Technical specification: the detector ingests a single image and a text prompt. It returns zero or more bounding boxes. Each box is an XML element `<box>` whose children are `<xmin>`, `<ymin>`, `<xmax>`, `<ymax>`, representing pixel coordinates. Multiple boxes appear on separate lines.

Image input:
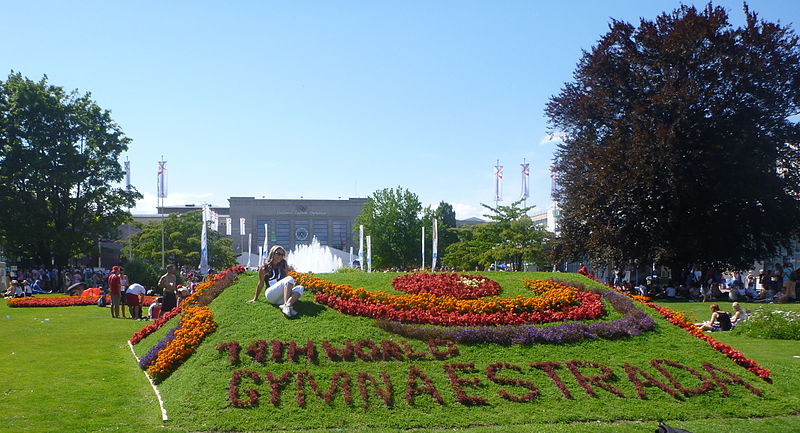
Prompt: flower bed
<box><xmin>296</xmin><ymin>273</ymin><xmax>604</xmax><ymax>326</ymax></box>
<box><xmin>376</xmin><ymin>290</ymin><xmax>655</xmax><ymax>345</ymax></box>
<box><xmin>147</xmin><ymin>306</ymin><xmax>217</xmax><ymax>383</ymax></box>
<box><xmin>593</xmin><ymin>276</ymin><xmax>772</xmax><ymax>382</ymax></box>
<box><xmin>132</xmin><ymin>265</ymin><xmax>246</xmax><ymax>383</ymax></box>
<box><xmin>7</xmin><ymin>295</ymin><xmax>156</xmax><ymax>308</ymax></box>
<box><xmin>392</xmin><ymin>273</ymin><xmax>501</xmax><ymax>299</ymax></box>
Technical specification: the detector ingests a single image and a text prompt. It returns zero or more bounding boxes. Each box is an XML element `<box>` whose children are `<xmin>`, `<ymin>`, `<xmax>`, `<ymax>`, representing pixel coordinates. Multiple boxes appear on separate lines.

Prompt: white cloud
<box><xmin>539</xmin><ymin>131</ymin><xmax>566</xmax><ymax>146</ymax></box>
<box><xmin>451</xmin><ymin>202</ymin><xmax>484</xmax><ymax>220</ymax></box>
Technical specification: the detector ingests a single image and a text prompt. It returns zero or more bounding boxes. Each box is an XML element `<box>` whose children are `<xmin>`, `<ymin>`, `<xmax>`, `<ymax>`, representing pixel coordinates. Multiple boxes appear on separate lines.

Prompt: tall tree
<box><xmin>546</xmin><ymin>4</ymin><xmax>800</xmax><ymax>274</ymax></box>
<box><xmin>0</xmin><ymin>73</ymin><xmax>141</xmax><ymax>266</ymax></box>
<box><xmin>433</xmin><ymin>201</ymin><xmax>459</xmax><ymax>256</ymax></box>
<box><xmin>126</xmin><ymin>210</ymin><xmax>237</xmax><ymax>270</ymax></box>
<box><xmin>356</xmin><ymin>187</ymin><xmax>422</xmax><ymax>269</ymax></box>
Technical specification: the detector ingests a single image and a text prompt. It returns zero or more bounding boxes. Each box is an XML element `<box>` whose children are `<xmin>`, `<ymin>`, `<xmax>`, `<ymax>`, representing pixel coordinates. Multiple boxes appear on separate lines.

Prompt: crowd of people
<box><xmin>612</xmin><ymin>263</ymin><xmax>798</xmax><ymax>304</ymax></box>
<box><xmin>604</xmin><ymin>263</ymin><xmax>798</xmax><ymax>332</ymax></box>
<box><xmin>3</xmin><ymin>263</ymin><xmax>203</xmax><ymax>321</ymax></box>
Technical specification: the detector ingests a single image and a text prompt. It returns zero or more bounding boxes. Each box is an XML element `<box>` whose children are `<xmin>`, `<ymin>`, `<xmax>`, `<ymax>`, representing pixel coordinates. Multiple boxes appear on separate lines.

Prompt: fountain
<box><xmin>287</xmin><ymin>237</ymin><xmax>346</xmax><ymax>273</ymax></box>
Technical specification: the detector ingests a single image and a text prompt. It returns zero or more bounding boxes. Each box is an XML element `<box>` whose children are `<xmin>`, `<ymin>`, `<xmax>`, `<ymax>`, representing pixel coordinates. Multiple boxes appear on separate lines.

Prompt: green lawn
<box><xmin>2</xmin><ymin>273</ymin><xmax>800</xmax><ymax>433</ymax></box>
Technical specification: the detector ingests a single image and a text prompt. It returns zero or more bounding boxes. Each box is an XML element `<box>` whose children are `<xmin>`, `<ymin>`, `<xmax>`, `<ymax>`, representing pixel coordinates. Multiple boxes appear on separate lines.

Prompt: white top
<box><xmin>126</xmin><ymin>283</ymin><xmax>146</xmax><ymax>296</ymax></box>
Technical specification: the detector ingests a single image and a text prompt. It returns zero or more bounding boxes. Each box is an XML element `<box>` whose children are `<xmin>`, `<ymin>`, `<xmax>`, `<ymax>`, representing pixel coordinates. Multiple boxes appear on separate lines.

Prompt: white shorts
<box><xmin>264</xmin><ymin>276</ymin><xmax>304</xmax><ymax>305</ymax></box>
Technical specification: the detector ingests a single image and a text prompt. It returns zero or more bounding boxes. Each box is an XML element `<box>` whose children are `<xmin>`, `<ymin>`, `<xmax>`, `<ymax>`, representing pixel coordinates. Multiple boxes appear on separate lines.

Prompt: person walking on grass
<box><xmin>247</xmin><ymin>245</ymin><xmax>304</xmax><ymax>318</ymax></box>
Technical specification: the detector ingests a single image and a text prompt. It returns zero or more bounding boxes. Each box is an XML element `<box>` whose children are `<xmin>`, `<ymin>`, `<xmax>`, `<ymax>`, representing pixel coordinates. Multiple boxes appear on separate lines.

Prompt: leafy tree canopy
<box><xmin>546</xmin><ymin>4</ymin><xmax>800</xmax><ymax>272</ymax></box>
<box><xmin>443</xmin><ymin>200</ymin><xmax>552</xmax><ymax>271</ymax></box>
<box><xmin>0</xmin><ymin>72</ymin><xmax>141</xmax><ymax>266</ymax></box>
<box><xmin>356</xmin><ymin>187</ymin><xmax>422</xmax><ymax>269</ymax></box>
<box><xmin>126</xmin><ymin>210</ymin><xmax>236</xmax><ymax>271</ymax></box>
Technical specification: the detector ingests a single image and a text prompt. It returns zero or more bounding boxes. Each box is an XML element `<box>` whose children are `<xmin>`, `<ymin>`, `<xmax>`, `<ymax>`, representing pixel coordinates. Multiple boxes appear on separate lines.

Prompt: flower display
<box><xmin>376</xmin><ymin>290</ymin><xmax>655</xmax><ymax>345</ymax></box>
<box><xmin>7</xmin><ymin>295</ymin><xmax>156</xmax><ymax>308</ymax></box>
<box><xmin>148</xmin><ymin>305</ymin><xmax>217</xmax><ymax>382</ymax></box>
<box><xmin>392</xmin><ymin>273</ymin><xmax>501</xmax><ymax>299</ymax></box>
<box><xmin>129</xmin><ymin>307</ymin><xmax>182</xmax><ymax>345</ymax></box>
<box><xmin>295</xmin><ymin>272</ymin><xmax>604</xmax><ymax>327</ymax></box>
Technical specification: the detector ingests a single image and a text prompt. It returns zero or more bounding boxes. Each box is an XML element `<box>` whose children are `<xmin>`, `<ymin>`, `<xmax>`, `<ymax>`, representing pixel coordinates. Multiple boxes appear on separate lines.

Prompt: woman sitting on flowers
<box><xmin>697</xmin><ymin>303</ymin><xmax>732</xmax><ymax>332</ymax></box>
<box><xmin>247</xmin><ymin>245</ymin><xmax>304</xmax><ymax>318</ymax></box>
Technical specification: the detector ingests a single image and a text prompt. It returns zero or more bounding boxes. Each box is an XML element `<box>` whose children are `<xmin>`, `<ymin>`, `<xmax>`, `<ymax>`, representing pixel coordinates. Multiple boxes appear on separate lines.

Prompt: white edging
<box><xmin>128</xmin><ymin>340</ymin><xmax>169</xmax><ymax>422</ymax></box>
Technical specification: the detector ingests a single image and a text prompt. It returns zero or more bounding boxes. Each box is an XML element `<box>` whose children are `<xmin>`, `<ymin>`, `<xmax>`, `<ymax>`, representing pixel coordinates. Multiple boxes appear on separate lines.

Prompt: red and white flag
<box><xmin>157</xmin><ymin>160</ymin><xmax>167</xmax><ymax>198</ymax></box>
<box><xmin>520</xmin><ymin>163</ymin><xmax>530</xmax><ymax>199</ymax></box>
<box><xmin>494</xmin><ymin>164</ymin><xmax>504</xmax><ymax>202</ymax></box>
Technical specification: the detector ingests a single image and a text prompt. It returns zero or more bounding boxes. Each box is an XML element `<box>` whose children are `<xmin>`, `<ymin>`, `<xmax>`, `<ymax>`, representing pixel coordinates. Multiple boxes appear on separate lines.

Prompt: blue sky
<box><xmin>3</xmin><ymin>0</ymin><xmax>798</xmax><ymax>219</ymax></box>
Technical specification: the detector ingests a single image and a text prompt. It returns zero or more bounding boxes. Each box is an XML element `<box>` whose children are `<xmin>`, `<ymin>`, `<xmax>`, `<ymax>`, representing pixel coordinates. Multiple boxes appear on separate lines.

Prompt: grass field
<box><xmin>2</xmin><ymin>271</ymin><xmax>800</xmax><ymax>433</ymax></box>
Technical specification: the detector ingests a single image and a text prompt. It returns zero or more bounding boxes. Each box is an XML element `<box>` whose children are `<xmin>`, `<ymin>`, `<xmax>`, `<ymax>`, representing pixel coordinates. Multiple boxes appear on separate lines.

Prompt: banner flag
<box><xmin>521</xmin><ymin>163</ymin><xmax>530</xmax><ymax>199</ymax></box>
<box><xmin>494</xmin><ymin>163</ymin><xmax>504</xmax><ymax>202</ymax></box>
<box><xmin>358</xmin><ymin>225</ymin><xmax>364</xmax><ymax>271</ymax></box>
<box><xmin>199</xmin><ymin>210</ymin><xmax>209</xmax><ymax>274</ymax></box>
<box><xmin>366</xmin><ymin>235</ymin><xmax>372</xmax><ymax>273</ymax></box>
<box><xmin>157</xmin><ymin>160</ymin><xmax>167</xmax><ymax>198</ymax></box>
<box><xmin>226</xmin><ymin>217</ymin><xmax>232</xmax><ymax>235</ymax></box>
<box><xmin>432</xmin><ymin>219</ymin><xmax>438</xmax><ymax>271</ymax></box>
<box><xmin>550</xmin><ymin>165</ymin><xmax>558</xmax><ymax>199</ymax></box>
<box><xmin>124</xmin><ymin>160</ymin><xmax>131</xmax><ymax>190</ymax></box>
<box><xmin>262</xmin><ymin>224</ymin><xmax>269</xmax><ymax>264</ymax></box>
<box><xmin>349</xmin><ymin>246</ymin><xmax>353</xmax><ymax>267</ymax></box>
<box><xmin>247</xmin><ymin>233</ymin><xmax>252</xmax><ymax>268</ymax></box>
<box><xmin>239</xmin><ymin>218</ymin><xmax>246</xmax><ymax>235</ymax></box>
<box><xmin>258</xmin><ymin>246</ymin><xmax>262</xmax><ymax>267</ymax></box>
<box><xmin>211</xmin><ymin>211</ymin><xmax>219</xmax><ymax>231</ymax></box>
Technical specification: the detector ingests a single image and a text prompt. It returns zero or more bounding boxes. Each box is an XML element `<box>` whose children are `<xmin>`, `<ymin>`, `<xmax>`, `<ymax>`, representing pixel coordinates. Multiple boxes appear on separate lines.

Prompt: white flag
<box><xmin>349</xmin><ymin>246</ymin><xmax>353</xmax><ymax>267</ymax></box>
<box><xmin>432</xmin><ymin>219</ymin><xmax>438</xmax><ymax>271</ymax></box>
<box><xmin>247</xmin><ymin>233</ymin><xmax>252</xmax><ymax>268</ymax></box>
<box><xmin>258</xmin><ymin>246</ymin><xmax>262</xmax><ymax>267</ymax></box>
<box><xmin>494</xmin><ymin>163</ymin><xmax>504</xmax><ymax>202</ymax></box>
<box><xmin>358</xmin><ymin>225</ymin><xmax>364</xmax><ymax>271</ymax></box>
<box><xmin>226</xmin><ymin>217</ymin><xmax>232</xmax><ymax>236</ymax></box>
<box><xmin>366</xmin><ymin>235</ymin><xmax>372</xmax><ymax>273</ymax></box>
<box><xmin>521</xmin><ymin>163</ymin><xmax>530</xmax><ymax>199</ymax></box>
<box><xmin>124</xmin><ymin>160</ymin><xmax>131</xmax><ymax>190</ymax></box>
<box><xmin>239</xmin><ymin>218</ymin><xmax>246</xmax><ymax>235</ymax></box>
<box><xmin>202</xmin><ymin>205</ymin><xmax>212</xmax><ymax>222</ymax></box>
<box><xmin>262</xmin><ymin>224</ymin><xmax>269</xmax><ymax>264</ymax></box>
<box><xmin>211</xmin><ymin>211</ymin><xmax>219</xmax><ymax>231</ymax></box>
<box><xmin>157</xmin><ymin>160</ymin><xmax>167</xmax><ymax>198</ymax></box>
<box><xmin>199</xmin><ymin>214</ymin><xmax>209</xmax><ymax>274</ymax></box>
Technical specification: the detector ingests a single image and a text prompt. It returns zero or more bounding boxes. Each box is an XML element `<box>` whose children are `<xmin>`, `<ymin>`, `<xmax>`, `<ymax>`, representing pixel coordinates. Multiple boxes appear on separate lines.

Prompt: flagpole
<box><xmin>125</xmin><ymin>157</ymin><xmax>133</xmax><ymax>262</ymax></box>
<box><xmin>159</xmin><ymin>156</ymin><xmax>166</xmax><ymax>269</ymax></box>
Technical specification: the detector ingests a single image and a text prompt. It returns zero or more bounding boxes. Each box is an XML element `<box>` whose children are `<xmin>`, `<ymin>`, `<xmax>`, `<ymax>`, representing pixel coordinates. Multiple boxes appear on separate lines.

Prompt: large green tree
<box><xmin>0</xmin><ymin>73</ymin><xmax>141</xmax><ymax>266</ymax></box>
<box><xmin>126</xmin><ymin>210</ymin><xmax>237</xmax><ymax>270</ymax></box>
<box><xmin>546</xmin><ymin>4</ymin><xmax>800</xmax><ymax>274</ymax></box>
<box><xmin>356</xmin><ymin>187</ymin><xmax>422</xmax><ymax>269</ymax></box>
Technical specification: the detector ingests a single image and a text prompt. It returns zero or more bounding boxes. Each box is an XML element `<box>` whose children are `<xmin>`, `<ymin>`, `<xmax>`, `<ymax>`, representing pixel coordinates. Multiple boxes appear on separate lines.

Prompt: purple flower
<box><xmin>139</xmin><ymin>325</ymin><xmax>180</xmax><ymax>370</ymax></box>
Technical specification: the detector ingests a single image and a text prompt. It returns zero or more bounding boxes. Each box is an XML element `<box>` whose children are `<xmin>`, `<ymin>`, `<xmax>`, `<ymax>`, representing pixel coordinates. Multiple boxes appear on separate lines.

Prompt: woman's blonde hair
<box><xmin>266</xmin><ymin>245</ymin><xmax>289</xmax><ymax>275</ymax></box>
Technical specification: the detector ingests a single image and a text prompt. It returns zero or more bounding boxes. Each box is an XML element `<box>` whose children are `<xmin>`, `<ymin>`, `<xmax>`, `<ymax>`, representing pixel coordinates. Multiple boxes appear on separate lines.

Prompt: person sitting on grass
<box><xmin>730</xmin><ymin>302</ymin><xmax>749</xmax><ymax>327</ymax></box>
<box><xmin>148</xmin><ymin>297</ymin><xmax>163</xmax><ymax>320</ymax></box>
<box><xmin>697</xmin><ymin>303</ymin><xmax>732</xmax><ymax>332</ymax></box>
<box><xmin>247</xmin><ymin>245</ymin><xmax>304</xmax><ymax>318</ymax></box>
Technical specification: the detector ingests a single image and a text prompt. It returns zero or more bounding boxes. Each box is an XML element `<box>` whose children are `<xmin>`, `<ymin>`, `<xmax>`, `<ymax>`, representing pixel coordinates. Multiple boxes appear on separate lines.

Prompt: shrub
<box><xmin>124</xmin><ymin>259</ymin><xmax>160</xmax><ymax>290</ymax></box>
<box><xmin>732</xmin><ymin>308</ymin><xmax>800</xmax><ymax>340</ymax></box>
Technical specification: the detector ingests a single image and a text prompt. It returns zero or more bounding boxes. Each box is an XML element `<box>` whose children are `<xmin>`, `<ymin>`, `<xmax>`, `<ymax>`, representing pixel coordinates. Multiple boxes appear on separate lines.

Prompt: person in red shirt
<box><xmin>107</xmin><ymin>266</ymin><xmax>122</xmax><ymax>318</ymax></box>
